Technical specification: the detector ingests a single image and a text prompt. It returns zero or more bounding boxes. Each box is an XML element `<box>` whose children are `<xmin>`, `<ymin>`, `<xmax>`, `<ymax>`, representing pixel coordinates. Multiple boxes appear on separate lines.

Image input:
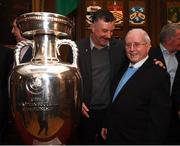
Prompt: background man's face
<box><xmin>11</xmin><ymin>20</ymin><xmax>24</xmax><ymax>42</ymax></box>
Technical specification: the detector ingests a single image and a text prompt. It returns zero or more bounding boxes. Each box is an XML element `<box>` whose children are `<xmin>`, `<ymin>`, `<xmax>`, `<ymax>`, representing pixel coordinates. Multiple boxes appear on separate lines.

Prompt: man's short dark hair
<box><xmin>91</xmin><ymin>9</ymin><xmax>116</xmax><ymax>23</ymax></box>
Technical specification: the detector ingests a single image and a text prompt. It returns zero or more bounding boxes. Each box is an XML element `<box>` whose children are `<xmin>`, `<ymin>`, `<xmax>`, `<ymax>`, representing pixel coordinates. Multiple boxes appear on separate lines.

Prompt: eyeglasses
<box><xmin>125</xmin><ymin>42</ymin><xmax>147</xmax><ymax>49</ymax></box>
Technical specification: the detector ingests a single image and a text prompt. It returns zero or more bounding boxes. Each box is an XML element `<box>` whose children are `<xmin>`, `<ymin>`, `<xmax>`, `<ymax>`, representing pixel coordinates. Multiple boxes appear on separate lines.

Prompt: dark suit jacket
<box><xmin>69</xmin><ymin>37</ymin><xmax>126</xmax><ymax>106</ymax></box>
<box><xmin>106</xmin><ymin>57</ymin><xmax>171</xmax><ymax>144</ymax></box>
<box><xmin>0</xmin><ymin>45</ymin><xmax>14</xmax><ymax>142</ymax></box>
<box><xmin>149</xmin><ymin>46</ymin><xmax>180</xmax><ymax>110</ymax></box>
<box><xmin>149</xmin><ymin>46</ymin><xmax>180</xmax><ymax>144</ymax></box>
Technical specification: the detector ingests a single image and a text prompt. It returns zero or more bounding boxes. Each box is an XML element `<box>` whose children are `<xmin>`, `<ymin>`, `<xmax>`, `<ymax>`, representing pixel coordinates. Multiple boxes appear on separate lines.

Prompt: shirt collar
<box><xmin>160</xmin><ymin>43</ymin><xmax>177</xmax><ymax>55</ymax></box>
<box><xmin>129</xmin><ymin>56</ymin><xmax>149</xmax><ymax>68</ymax></box>
<box><xmin>90</xmin><ymin>36</ymin><xmax>109</xmax><ymax>50</ymax></box>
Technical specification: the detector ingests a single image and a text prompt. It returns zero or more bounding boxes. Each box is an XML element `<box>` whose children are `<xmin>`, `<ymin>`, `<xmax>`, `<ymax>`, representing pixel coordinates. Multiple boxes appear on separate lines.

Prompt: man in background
<box><xmin>149</xmin><ymin>23</ymin><xmax>180</xmax><ymax>144</ymax></box>
<box><xmin>2</xmin><ymin>15</ymin><xmax>33</xmax><ymax>144</ymax></box>
<box><xmin>11</xmin><ymin>17</ymin><xmax>32</xmax><ymax>63</ymax></box>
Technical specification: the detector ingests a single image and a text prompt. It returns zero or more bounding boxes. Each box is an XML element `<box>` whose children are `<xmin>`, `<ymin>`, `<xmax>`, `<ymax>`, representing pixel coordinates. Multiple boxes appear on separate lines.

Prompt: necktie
<box><xmin>112</xmin><ymin>66</ymin><xmax>138</xmax><ymax>102</ymax></box>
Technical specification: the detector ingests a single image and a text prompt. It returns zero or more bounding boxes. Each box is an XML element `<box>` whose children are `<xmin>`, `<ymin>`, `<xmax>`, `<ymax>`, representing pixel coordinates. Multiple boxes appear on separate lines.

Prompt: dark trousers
<box><xmin>165</xmin><ymin>111</ymin><xmax>180</xmax><ymax>144</ymax></box>
<box><xmin>77</xmin><ymin>109</ymin><xmax>107</xmax><ymax>144</ymax></box>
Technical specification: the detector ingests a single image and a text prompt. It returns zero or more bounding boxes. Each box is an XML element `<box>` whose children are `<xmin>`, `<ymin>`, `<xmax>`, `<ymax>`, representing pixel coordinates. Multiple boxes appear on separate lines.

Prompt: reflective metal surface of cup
<box><xmin>9</xmin><ymin>12</ymin><xmax>82</xmax><ymax>145</ymax></box>
<box><xmin>17</xmin><ymin>12</ymin><xmax>72</xmax><ymax>38</ymax></box>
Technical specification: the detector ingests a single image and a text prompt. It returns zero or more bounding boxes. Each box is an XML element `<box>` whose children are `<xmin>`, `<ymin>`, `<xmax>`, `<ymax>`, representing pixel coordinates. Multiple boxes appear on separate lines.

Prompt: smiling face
<box><xmin>125</xmin><ymin>29</ymin><xmax>151</xmax><ymax>64</ymax></box>
<box><xmin>91</xmin><ymin>19</ymin><xmax>115</xmax><ymax>48</ymax></box>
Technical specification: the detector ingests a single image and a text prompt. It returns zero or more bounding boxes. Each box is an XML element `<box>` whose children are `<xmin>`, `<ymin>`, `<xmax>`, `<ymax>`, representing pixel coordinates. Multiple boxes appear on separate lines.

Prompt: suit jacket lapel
<box><xmin>149</xmin><ymin>46</ymin><xmax>167</xmax><ymax>69</ymax></box>
<box><xmin>113</xmin><ymin>58</ymin><xmax>152</xmax><ymax>103</ymax></box>
<box><xmin>173</xmin><ymin>51</ymin><xmax>180</xmax><ymax>88</ymax></box>
<box><xmin>175</xmin><ymin>51</ymin><xmax>180</xmax><ymax>62</ymax></box>
<box><xmin>109</xmin><ymin>40</ymin><xmax>118</xmax><ymax>80</ymax></box>
<box><xmin>82</xmin><ymin>38</ymin><xmax>92</xmax><ymax>76</ymax></box>
<box><xmin>111</xmin><ymin>63</ymin><xmax>129</xmax><ymax>97</ymax></box>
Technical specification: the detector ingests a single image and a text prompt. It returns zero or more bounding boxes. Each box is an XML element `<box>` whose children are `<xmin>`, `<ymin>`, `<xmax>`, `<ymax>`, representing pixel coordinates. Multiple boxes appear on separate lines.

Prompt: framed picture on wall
<box><xmin>85</xmin><ymin>0</ymin><xmax>103</xmax><ymax>28</ymax></box>
<box><xmin>128</xmin><ymin>0</ymin><xmax>146</xmax><ymax>26</ymax></box>
<box><xmin>107</xmin><ymin>0</ymin><xmax>124</xmax><ymax>28</ymax></box>
<box><xmin>167</xmin><ymin>1</ymin><xmax>180</xmax><ymax>24</ymax></box>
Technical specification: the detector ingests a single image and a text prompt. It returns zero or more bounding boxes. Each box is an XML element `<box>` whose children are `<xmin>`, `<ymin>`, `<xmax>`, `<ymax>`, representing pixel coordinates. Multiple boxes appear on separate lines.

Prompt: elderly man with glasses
<box><xmin>101</xmin><ymin>28</ymin><xmax>171</xmax><ymax>144</ymax></box>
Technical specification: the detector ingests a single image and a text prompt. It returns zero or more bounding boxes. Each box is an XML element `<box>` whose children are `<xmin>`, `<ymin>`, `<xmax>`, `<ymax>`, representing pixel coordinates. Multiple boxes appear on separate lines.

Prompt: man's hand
<box><xmin>101</xmin><ymin>128</ymin><xmax>107</xmax><ymax>140</ymax></box>
<box><xmin>82</xmin><ymin>102</ymin><xmax>90</xmax><ymax>118</ymax></box>
<box><xmin>154</xmin><ymin>58</ymin><xmax>166</xmax><ymax>69</ymax></box>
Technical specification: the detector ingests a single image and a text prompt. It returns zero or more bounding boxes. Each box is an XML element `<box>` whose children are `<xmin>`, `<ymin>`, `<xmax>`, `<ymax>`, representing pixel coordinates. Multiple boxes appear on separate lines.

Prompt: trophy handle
<box><xmin>14</xmin><ymin>40</ymin><xmax>33</xmax><ymax>66</ymax></box>
<box><xmin>56</xmin><ymin>39</ymin><xmax>78</xmax><ymax>67</ymax></box>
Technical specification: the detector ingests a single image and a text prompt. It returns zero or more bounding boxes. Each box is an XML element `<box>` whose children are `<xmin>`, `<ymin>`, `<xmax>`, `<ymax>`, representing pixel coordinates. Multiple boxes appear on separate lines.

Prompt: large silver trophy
<box><xmin>9</xmin><ymin>12</ymin><xmax>82</xmax><ymax>144</ymax></box>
